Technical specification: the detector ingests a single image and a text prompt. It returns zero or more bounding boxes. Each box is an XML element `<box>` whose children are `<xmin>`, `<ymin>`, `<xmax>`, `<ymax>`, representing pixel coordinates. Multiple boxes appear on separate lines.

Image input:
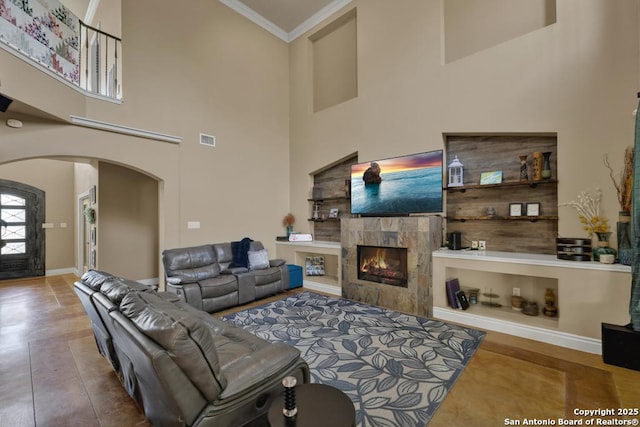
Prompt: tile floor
<box><xmin>1</xmin><ymin>274</ymin><xmax>638</xmax><ymax>427</ymax></box>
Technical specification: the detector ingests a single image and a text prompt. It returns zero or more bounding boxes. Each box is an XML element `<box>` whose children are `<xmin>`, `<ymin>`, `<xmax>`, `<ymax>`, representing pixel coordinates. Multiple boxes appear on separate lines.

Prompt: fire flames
<box><xmin>358</xmin><ymin>246</ymin><xmax>407</xmax><ymax>287</ymax></box>
<box><xmin>360</xmin><ymin>248</ymin><xmax>390</xmax><ymax>273</ymax></box>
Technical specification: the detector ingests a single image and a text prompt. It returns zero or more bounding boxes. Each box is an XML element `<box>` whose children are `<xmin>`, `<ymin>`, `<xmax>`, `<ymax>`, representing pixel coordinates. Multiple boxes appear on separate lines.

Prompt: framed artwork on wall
<box><xmin>509</xmin><ymin>203</ymin><xmax>523</xmax><ymax>217</ymax></box>
<box><xmin>526</xmin><ymin>203</ymin><xmax>540</xmax><ymax>216</ymax></box>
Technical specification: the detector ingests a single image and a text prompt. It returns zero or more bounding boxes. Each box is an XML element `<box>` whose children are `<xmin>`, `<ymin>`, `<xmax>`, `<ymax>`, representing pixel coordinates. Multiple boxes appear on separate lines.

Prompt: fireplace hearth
<box><xmin>357</xmin><ymin>245</ymin><xmax>408</xmax><ymax>287</ymax></box>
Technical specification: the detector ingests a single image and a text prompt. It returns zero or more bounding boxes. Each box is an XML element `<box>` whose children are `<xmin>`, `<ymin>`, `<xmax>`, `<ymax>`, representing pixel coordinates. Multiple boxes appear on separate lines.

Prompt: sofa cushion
<box><xmin>100</xmin><ymin>277</ymin><xmax>153</xmax><ymax>305</ymax></box>
<box><xmin>199</xmin><ymin>275</ymin><xmax>238</xmax><ymax>299</ymax></box>
<box><xmin>248</xmin><ymin>249</ymin><xmax>270</xmax><ymax>271</ymax></box>
<box><xmin>163</xmin><ymin>245</ymin><xmax>221</xmax><ymax>281</ymax></box>
<box><xmin>81</xmin><ymin>270</ymin><xmax>114</xmax><ymax>291</ymax></box>
<box><xmin>119</xmin><ymin>291</ymin><xmax>225</xmax><ymax>400</ymax></box>
<box><xmin>213</xmin><ymin>243</ymin><xmax>233</xmax><ymax>270</ymax></box>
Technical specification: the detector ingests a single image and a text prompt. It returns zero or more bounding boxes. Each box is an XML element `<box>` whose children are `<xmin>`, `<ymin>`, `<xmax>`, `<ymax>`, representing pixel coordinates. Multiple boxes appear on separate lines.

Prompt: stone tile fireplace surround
<box><xmin>341</xmin><ymin>216</ymin><xmax>443</xmax><ymax>317</ymax></box>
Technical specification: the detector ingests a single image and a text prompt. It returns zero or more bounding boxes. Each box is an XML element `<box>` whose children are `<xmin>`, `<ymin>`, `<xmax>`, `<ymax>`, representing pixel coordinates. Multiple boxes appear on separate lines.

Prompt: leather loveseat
<box><xmin>74</xmin><ymin>270</ymin><xmax>310</xmax><ymax>427</ymax></box>
<box><xmin>162</xmin><ymin>240</ymin><xmax>289</xmax><ymax>313</ymax></box>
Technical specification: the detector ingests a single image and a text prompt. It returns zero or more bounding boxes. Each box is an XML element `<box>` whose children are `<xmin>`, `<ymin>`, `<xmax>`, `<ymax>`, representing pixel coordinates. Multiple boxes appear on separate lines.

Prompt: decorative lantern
<box><xmin>448</xmin><ymin>155</ymin><xmax>464</xmax><ymax>187</ymax></box>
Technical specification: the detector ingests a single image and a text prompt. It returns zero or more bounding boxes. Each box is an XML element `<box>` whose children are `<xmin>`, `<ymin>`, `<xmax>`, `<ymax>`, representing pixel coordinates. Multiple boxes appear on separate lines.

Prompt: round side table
<box><xmin>268</xmin><ymin>383</ymin><xmax>355</xmax><ymax>427</ymax></box>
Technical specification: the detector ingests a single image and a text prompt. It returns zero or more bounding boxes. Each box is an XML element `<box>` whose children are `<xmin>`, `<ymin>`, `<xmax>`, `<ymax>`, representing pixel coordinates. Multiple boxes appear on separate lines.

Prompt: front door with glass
<box><xmin>0</xmin><ymin>180</ymin><xmax>45</xmax><ymax>279</ymax></box>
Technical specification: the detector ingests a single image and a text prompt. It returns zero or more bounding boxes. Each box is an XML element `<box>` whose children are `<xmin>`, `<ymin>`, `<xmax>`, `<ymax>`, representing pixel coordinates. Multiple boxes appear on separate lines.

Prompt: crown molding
<box><xmin>288</xmin><ymin>0</ymin><xmax>352</xmax><ymax>42</ymax></box>
<box><xmin>219</xmin><ymin>0</ymin><xmax>353</xmax><ymax>43</ymax></box>
<box><xmin>219</xmin><ymin>0</ymin><xmax>289</xmax><ymax>42</ymax></box>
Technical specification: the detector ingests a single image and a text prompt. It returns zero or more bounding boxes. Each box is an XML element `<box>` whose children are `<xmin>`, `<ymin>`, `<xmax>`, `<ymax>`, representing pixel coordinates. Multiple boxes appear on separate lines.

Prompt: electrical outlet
<box><xmin>513</xmin><ymin>288</ymin><xmax>521</xmax><ymax>296</ymax></box>
<box><xmin>478</xmin><ymin>240</ymin><xmax>486</xmax><ymax>250</ymax></box>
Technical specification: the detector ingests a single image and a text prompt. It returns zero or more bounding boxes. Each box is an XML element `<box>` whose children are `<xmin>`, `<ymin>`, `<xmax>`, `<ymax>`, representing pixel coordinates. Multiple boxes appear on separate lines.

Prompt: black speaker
<box><xmin>601</xmin><ymin>323</ymin><xmax>640</xmax><ymax>371</ymax></box>
<box><xmin>0</xmin><ymin>94</ymin><xmax>13</xmax><ymax>112</ymax></box>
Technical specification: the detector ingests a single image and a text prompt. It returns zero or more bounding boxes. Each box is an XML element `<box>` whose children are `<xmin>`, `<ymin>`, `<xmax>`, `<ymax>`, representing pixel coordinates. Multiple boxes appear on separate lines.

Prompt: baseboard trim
<box><xmin>302</xmin><ymin>280</ymin><xmax>342</xmax><ymax>296</ymax></box>
<box><xmin>46</xmin><ymin>267</ymin><xmax>77</xmax><ymax>276</ymax></box>
<box><xmin>433</xmin><ymin>307</ymin><xmax>602</xmax><ymax>355</ymax></box>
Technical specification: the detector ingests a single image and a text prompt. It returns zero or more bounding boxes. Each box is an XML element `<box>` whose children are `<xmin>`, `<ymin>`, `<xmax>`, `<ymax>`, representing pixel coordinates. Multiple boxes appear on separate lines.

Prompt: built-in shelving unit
<box><xmin>432</xmin><ymin>249</ymin><xmax>631</xmax><ymax>354</ymax></box>
<box><xmin>275</xmin><ymin>240</ymin><xmax>341</xmax><ymax>296</ymax></box>
<box><xmin>308</xmin><ymin>154</ymin><xmax>357</xmax><ymax>242</ymax></box>
<box><xmin>445</xmin><ymin>134</ymin><xmax>558</xmax><ymax>254</ymax></box>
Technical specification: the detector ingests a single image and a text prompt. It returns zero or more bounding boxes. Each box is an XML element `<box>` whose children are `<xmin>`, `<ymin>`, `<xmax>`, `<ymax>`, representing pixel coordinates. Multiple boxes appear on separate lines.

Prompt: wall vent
<box><xmin>200</xmin><ymin>133</ymin><xmax>216</xmax><ymax>147</ymax></box>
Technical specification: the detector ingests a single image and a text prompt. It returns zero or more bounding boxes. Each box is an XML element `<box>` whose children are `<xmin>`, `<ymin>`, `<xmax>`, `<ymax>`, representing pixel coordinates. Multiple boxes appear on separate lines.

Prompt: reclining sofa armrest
<box><xmin>269</xmin><ymin>258</ymin><xmax>286</xmax><ymax>268</ymax></box>
<box><xmin>275</xmin><ymin>263</ymin><xmax>290</xmax><ymax>291</ymax></box>
<box><xmin>166</xmin><ymin>281</ymin><xmax>203</xmax><ymax>311</ymax></box>
<box><xmin>235</xmin><ymin>271</ymin><xmax>256</xmax><ymax>305</ymax></box>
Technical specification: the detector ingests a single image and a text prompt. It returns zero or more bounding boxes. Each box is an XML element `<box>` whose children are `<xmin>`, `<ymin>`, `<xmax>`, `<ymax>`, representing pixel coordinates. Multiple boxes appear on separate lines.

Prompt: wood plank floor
<box><xmin>1</xmin><ymin>274</ymin><xmax>638</xmax><ymax>427</ymax></box>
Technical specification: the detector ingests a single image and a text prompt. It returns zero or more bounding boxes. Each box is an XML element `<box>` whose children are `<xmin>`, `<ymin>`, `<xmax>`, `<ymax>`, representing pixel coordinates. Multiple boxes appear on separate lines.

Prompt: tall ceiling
<box><xmin>61</xmin><ymin>0</ymin><xmax>351</xmax><ymax>42</ymax></box>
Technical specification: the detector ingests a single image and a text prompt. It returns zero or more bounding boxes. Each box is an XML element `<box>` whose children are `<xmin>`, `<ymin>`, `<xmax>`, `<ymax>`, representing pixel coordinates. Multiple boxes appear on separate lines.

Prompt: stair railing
<box><xmin>78</xmin><ymin>20</ymin><xmax>122</xmax><ymax>100</ymax></box>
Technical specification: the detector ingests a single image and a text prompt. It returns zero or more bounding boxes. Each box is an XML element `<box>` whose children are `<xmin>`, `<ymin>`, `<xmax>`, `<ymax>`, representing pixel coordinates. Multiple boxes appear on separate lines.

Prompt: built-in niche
<box><xmin>309</xmin><ymin>153</ymin><xmax>358</xmax><ymax>242</ymax></box>
<box><xmin>443</xmin><ymin>0</ymin><xmax>556</xmax><ymax>63</ymax></box>
<box><xmin>310</xmin><ymin>8</ymin><xmax>357</xmax><ymax>112</ymax></box>
<box><xmin>445</xmin><ymin>134</ymin><xmax>558</xmax><ymax>254</ymax></box>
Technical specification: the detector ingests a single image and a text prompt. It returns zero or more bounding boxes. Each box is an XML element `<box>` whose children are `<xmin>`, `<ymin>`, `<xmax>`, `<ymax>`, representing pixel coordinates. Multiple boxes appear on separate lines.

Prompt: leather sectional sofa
<box><xmin>162</xmin><ymin>240</ymin><xmax>289</xmax><ymax>313</ymax></box>
<box><xmin>74</xmin><ymin>270</ymin><xmax>310</xmax><ymax>427</ymax></box>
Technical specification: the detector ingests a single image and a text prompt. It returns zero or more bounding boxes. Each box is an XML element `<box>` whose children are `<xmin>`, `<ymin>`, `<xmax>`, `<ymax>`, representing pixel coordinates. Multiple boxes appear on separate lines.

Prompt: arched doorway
<box><xmin>0</xmin><ymin>179</ymin><xmax>45</xmax><ymax>279</ymax></box>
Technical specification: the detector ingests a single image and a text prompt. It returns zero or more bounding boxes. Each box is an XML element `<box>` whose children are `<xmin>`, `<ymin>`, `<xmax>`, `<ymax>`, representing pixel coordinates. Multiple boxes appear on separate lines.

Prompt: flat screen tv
<box><xmin>350</xmin><ymin>150</ymin><xmax>443</xmax><ymax>216</ymax></box>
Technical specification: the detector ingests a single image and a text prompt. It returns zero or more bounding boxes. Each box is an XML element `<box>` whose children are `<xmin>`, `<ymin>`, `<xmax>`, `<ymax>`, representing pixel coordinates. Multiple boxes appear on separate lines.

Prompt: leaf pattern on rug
<box><xmin>222</xmin><ymin>292</ymin><xmax>485</xmax><ymax>427</ymax></box>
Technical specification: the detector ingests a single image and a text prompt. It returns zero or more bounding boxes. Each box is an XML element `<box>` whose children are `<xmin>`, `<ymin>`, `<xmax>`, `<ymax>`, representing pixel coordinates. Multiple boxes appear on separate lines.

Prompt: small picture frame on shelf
<box><xmin>526</xmin><ymin>202</ymin><xmax>541</xmax><ymax>216</ymax></box>
<box><xmin>328</xmin><ymin>208</ymin><xmax>339</xmax><ymax>219</ymax></box>
<box><xmin>509</xmin><ymin>203</ymin><xmax>523</xmax><ymax>217</ymax></box>
<box><xmin>480</xmin><ymin>171</ymin><xmax>503</xmax><ymax>185</ymax></box>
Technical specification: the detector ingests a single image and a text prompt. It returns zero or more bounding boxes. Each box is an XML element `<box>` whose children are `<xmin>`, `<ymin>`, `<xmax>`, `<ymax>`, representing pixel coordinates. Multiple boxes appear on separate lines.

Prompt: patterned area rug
<box><xmin>222</xmin><ymin>292</ymin><xmax>485</xmax><ymax>427</ymax></box>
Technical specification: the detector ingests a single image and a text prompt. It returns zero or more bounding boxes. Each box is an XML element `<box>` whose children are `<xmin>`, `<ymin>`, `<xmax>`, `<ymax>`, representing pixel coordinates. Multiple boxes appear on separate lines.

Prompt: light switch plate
<box><xmin>187</xmin><ymin>221</ymin><xmax>200</xmax><ymax>229</ymax></box>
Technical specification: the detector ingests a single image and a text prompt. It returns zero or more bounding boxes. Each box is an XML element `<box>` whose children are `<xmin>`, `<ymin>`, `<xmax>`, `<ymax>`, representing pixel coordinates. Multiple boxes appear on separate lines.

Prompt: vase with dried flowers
<box><xmin>282</xmin><ymin>213</ymin><xmax>295</xmax><ymax>237</ymax></box>
<box><xmin>559</xmin><ymin>188</ymin><xmax>615</xmax><ymax>262</ymax></box>
<box><xmin>604</xmin><ymin>147</ymin><xmax>634</xmax><ymax>265</ymax></box>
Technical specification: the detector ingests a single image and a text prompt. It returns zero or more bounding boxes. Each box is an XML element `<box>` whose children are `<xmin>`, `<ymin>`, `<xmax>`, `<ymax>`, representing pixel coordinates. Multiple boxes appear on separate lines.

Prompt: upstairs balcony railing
<box><xmin>0</xmin><ymin>0</ymin><xmax>122</xmax><ymax>101</ymax></box>
<box><xmin>79</xmin><ymin>21</ymin><xmax>121</xmax><ymax>99</ymax></box>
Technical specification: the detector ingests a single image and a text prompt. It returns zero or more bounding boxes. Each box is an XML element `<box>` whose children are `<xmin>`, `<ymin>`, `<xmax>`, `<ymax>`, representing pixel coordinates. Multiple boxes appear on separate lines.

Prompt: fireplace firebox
<box><xmin>357</xmin><ymin>245</ymin><xmax>408</xmax><ymax>287</ymax></box>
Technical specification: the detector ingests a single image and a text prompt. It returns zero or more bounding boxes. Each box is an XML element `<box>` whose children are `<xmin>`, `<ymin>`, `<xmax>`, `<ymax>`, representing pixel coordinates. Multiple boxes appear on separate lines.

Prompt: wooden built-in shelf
<box><xmin>308</xmin><ymin>196</ymin><xmax>349</xmax><ymax>202</ymax></box>
<box><xmin>448</xmin><ymin>215</ymin><xmax>558</xmax><ymax>222</ymax></box>
<box><xmin>445</xmin><ymin>179</ymin><xmax>558</xmax><ymax>193</ymax></box>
